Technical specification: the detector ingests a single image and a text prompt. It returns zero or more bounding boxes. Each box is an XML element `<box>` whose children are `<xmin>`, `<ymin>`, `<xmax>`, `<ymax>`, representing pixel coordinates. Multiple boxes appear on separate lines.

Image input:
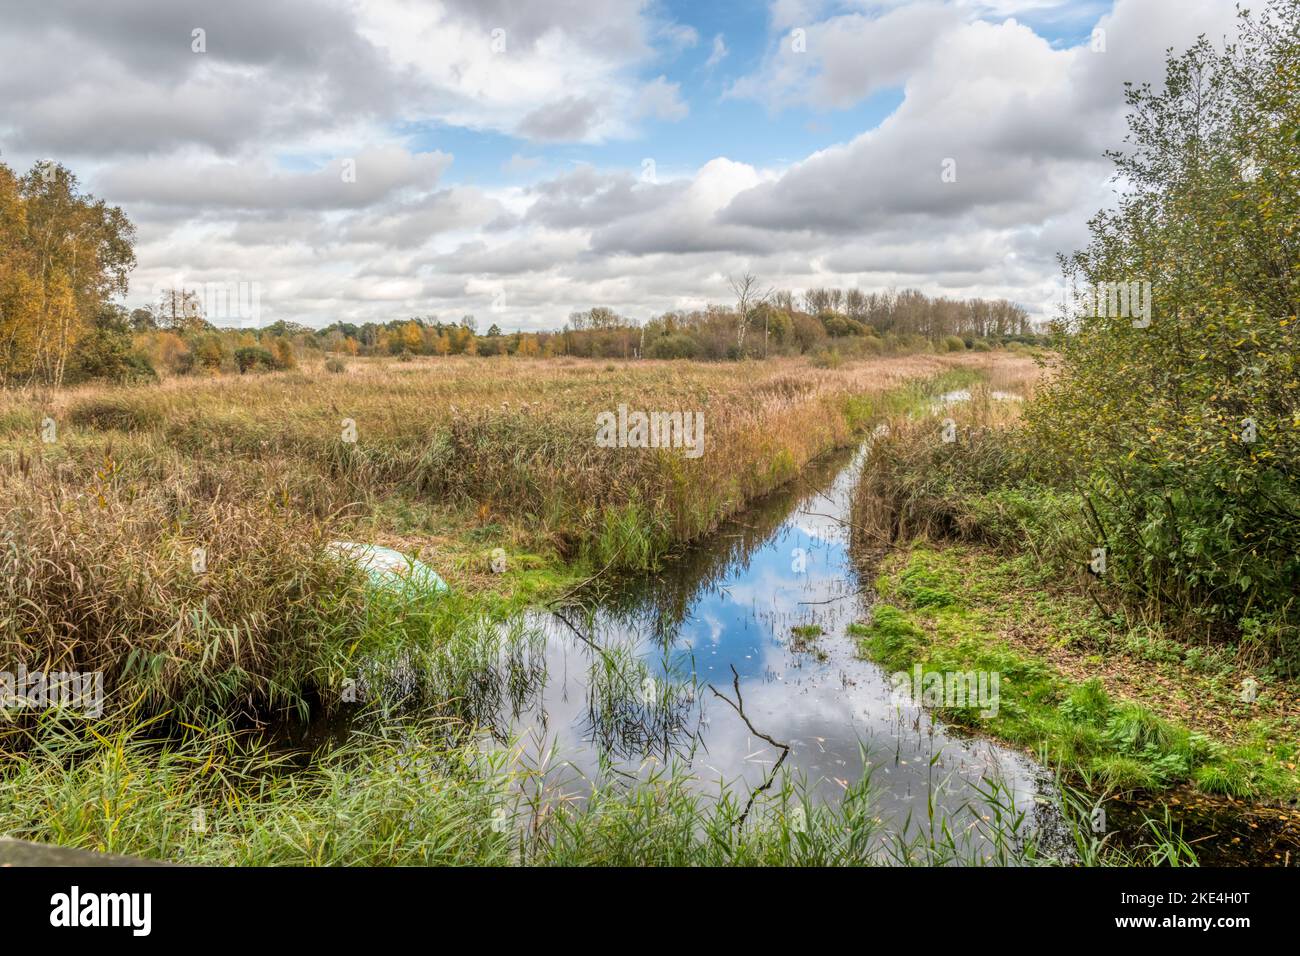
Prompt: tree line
<box><xmin>0</xmin><ymin>158</ymin><xmax>1040</xmax><ymax>386</ymax></box>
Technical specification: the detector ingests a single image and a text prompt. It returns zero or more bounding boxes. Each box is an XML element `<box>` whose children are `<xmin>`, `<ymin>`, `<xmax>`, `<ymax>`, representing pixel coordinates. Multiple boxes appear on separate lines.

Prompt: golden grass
<box><xmin>1</xmin><ymin>353</ymin><xmax>1023</xmax><ymax>577</ymax></box>
<box><xmin>0</xmin><ymin>351</ymin><xmax>1033</xmax><ymax>718</ymax></box>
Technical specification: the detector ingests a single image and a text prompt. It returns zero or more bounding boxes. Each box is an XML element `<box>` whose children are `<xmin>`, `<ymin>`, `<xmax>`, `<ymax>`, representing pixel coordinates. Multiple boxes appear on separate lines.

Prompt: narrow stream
<box><xmin>305</xmin><ymin>435</ymin><xmax>1298</xmax><ymax>864</ymax></box>
<box><xmin>488</xmin><ymin>443</ymin><xmax>1072</xmax><ymax>859</ymax></box>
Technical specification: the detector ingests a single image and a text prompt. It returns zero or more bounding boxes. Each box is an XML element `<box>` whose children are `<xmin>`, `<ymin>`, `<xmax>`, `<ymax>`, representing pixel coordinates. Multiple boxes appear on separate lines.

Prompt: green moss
<box><xmin>857</xmin><ymin>604</ymin><xmax>927</xmax><ymax>660</ymax></box>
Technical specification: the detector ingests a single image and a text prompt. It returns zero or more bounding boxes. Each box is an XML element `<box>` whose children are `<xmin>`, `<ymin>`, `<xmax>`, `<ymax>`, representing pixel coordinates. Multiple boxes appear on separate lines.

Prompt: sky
<box><xmin>0</xmin><ymin>0</ymin><xmax>1244</xmax><ymax>331</ymax></box>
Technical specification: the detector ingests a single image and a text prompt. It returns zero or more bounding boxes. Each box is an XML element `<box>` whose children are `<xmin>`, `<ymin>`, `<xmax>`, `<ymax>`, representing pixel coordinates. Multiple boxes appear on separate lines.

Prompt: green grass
<box><xmin>789</xmin><ymin>624</ymin><xmax>828</xmax><ymax>660</ymax></box>
<box><xmin>0</xmin><ymin>712</ymin><xmax>1197</xmax><ymax>867</ymax></box>
<box><xmin>854</xmin><ymin>544</ymin><xmax>1300</xmax><ymax>802</ymax></box>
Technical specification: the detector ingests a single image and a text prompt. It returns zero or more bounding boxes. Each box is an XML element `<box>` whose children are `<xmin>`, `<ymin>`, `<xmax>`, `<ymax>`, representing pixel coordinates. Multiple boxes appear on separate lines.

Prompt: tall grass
<box><xmin>2</xmin><ymin>354</ymin><xmax>1005</xmax><ymax>571</ymax></box>
<box><xmin>850</xmin><ymin>356</ymin><xmax>1075</xmax><ymax>559</ymax></box>
<box><xmin>1</xmin><ymin>354</ymin><xmax>1011</xmax><ymax>722</ymax></box>
<box><xmin>0</xmin><ymin>712</ymin><xmax>1196</xmax><ymax>867</ymax></box>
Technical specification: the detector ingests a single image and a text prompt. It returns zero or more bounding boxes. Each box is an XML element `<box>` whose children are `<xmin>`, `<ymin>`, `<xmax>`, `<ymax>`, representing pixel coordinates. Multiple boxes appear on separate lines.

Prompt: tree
<box><xmin>1028</xmin><ymin>0</ymin><xmax>1300</xmax><ymax>642</ymax></box>
<box><xmin>1</xmin><ymin>161</ymin><xmax>136</xmax><ymax>386</ymax></box>
<box><xmin>156</xmin><ymin>287</ymin><xmax>205</xmax><ymax>333</ymax></box>
<box><xmin>399</xmin><ymin>319</ymin><xmax>423</xmax><ymax>354</ymax></box>
<box><xmin>63</xmin><ymin>304</ymin><xmax>156</xmax><ymax>384</ymax></box>
<box><xmin>728</xmin><ymin>272</ymin><xmax>771</xmax><ymax>353</ymax></box>
<box><xmin>129</xmin><ymin>307</ymin><xmax>157</xmax><ymax>331</ymax></box>
<box><xmin>0</xmin><ymin>164</ymin><xmax>39</xmax><ymax>386</ymax></box>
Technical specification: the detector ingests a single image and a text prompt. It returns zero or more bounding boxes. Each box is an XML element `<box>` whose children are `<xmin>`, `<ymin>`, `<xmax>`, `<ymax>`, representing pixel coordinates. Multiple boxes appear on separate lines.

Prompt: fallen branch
<box><xmin>708</xmin><ymin>665</ymin><xmax>790</xmax><ymax>828</ymax></box>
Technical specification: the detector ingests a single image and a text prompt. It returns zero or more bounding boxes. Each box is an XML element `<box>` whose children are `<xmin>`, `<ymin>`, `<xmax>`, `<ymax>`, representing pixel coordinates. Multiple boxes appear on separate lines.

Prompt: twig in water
<box><xmin>798</xmin><ymin>587</ymin><xmax>869</xmax><ymax>605</ymax></box>
<box><xmin>799</xmin><ymin>509</ymin><xmax>896</xmax><ymax>547</ymax></box>
<box><xmin>708</xmin><ymin>665</ymin><xmax>790</xmax><ymax>827</ymax></box>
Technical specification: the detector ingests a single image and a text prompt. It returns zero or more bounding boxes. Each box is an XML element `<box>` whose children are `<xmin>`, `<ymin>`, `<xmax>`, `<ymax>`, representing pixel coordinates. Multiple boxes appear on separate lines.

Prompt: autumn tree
<box><xmin>0</xmin><ymin>164</ymin><xmax>39</xmax><ymax>386</ymax></box>
<box><xmin>0</xmin><ymin>161</ymin><xmax>135</xmax><ymax>386</ymax></box>
<box><xmin>156</xmin><ymin>287</ymin><xmax>205</xmax><ymax>333</ymax></box>
<box><xmin>728</xmin><ymin>272</ymin><xmax>771</xmax><ymax>353</ymax></box>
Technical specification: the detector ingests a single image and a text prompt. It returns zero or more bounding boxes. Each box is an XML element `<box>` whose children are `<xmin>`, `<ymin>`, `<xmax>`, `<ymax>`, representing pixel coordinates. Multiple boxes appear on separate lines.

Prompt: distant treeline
<box><xmin>115</xmin><ymin>287</ymin><xmax>1037</xmax><ymax>377</ymax></box>
<box><xmin>0</xmin><ymin>158</ymin><xmax>1041</xmax><ymax>387</ymax></box>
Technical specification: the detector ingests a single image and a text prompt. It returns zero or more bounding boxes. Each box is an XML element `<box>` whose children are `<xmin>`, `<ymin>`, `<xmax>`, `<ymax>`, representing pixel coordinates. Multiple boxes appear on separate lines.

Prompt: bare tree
<box><xmin>156</xmin><ymin>287</ymin><xmax>204</xmax><ymax>332</ymax></box>
<box><xmin>728</xmin><ymin>272</ymin><xmax>771</xmax><ymax>354</ymax></box>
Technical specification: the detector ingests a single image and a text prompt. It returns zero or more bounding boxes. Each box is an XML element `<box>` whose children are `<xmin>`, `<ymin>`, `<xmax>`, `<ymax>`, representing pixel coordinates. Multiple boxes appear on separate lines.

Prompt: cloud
<box><xmin>428</xmin><ymin>233</ymin><xmax>591</xmax><ymax>275</ymax></box>
<box><xmin>0</xmin><ymin>0</ymin><xmax>1253</xmax><ymax>329</ymax></box>
<box><xmin>727</xmin><ymin>4</ymin><xmax>963</xmax><ymax>110</ymax></box>
<box><xmin>590</xmin><ymin>159</ymin><xmax>781</xmax><ymax>255</ymax></box>
<box><xmin>339</xmin><ymin>186</ymin><xmax>507</xmax><ymax>248</ymax></box>
<box><xmin>705</xmin><ymin>34</ymin><xmax>729</xmax><ymax>69</ymax></box>
<box><xmin>517</xmin><ymin>97</ymin><xmax>606</xmax><ymax>142</ymax></box>
<box><xmin>350</xmin><ymin>0</ymin><xmax>679</xmax><ymax>143</ymax></box>
<box><xmin>721</xmin><ymin>0</ymin><xmax>1239</xmax><ymax>243</ymax></box>
<box><xmin>0</xmin><ymin>0</ymin><xmax>403</xmax><ymax>158</ymax></box>
<box><xmin>0</xmin><ymin>0</ymin><xmax>687</xmax><ymax>160</ymax></box>
<box><xmin>636</xmin><ymin>76</ymin><xmax>689</xmax><ymax>122</ymax></box>
<box><xmin>98</xmin><ymin>147</ymin><xmax>452</xmax><ymax>212</ymax></box>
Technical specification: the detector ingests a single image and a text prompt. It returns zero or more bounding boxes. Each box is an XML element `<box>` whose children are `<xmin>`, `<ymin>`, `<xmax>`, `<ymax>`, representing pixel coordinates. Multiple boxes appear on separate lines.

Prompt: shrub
<box><xmin>811</xmin><ymin>348</ymin><xmax>843</xmax><ymax>369</ymax></box>
<box><xmin>269</xmin><ymin>337</ymin><xmax>297</xmax><ymax>369</ymax></box>
<box><xmin>63</xmin><ymin>311</ymin><xmax>158</xmax><ymax>385</ymax></box>
<box><xmin>646</xmin><ymin>333</ymin><xmax>700</xmax><ymax>360</ymax></box>
<box><xmin>234</xmin><ymin>346</ymin><xmax>277</xmax><ymax>373</ymax></box>
<box><xmin>1026</xmin><ymin>3</ymin><xmax>1300</xmax><ymax>654</ymax></box>
<box><xmin>192</xmin><ymin>334</ymin><xmax>228</xmax><ymax>372</ymax></box>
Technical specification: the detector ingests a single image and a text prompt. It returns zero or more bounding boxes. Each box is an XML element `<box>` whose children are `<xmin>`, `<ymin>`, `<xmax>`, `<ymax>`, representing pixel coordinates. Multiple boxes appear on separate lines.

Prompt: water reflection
<box><xmin>488</xmin><ymin>445</ymin><xmax>1064</xmax><ymax>847</ymax></box>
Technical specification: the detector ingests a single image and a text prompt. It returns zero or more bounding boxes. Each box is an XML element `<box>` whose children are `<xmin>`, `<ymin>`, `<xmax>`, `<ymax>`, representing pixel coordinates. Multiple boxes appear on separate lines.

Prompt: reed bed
<box><xmin>851</xmin><ymin>354</ymin><xmax>1055</xmax><ymax>550</ymax></box>
<box><xmin>1</xmin><ymin>353</ymin><xmax>1010</xmax><ymax>721</ymax></box>
<box><xmin>3</xmin><ymin>354</ymin><xmax>997</xmax><ymax>559</ymax></box>
<box><xmin>0</xmin><ymin>712</ymin><xmax>1195</xmax><ymax>867</ymax></box>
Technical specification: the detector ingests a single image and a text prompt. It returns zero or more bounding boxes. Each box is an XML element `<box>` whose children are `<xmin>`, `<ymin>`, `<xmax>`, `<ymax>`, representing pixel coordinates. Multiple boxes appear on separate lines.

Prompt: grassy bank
<box><xmin>849</xmin><ymin>361</ymin><xmax>1300</xmax><ymax>811</ymax></box>
<box><xmin>0</xmin><ymin>710</ymin><xmax>1194</xmax><ymax>866</ymax></box>
<box><xmin>855</xmin><ymin>545</ymin><xmax>1300</xmax><ymax>802</ymax></box>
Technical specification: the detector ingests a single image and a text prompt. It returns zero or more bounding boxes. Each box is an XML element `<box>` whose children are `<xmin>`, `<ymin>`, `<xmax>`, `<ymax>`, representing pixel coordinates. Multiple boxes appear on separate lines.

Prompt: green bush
<box><xmin>64</xmin><ymin>308</ymin><xmax>158</xmax><ymax>385</ymax></box>
<box><xmin>1026</xmin><ymin>2</ymin><xmax>1300</xmax><ymax>658</ymax></box>
<box><xmin>646</xmin><ymin>333</ymin><xmax>700</xmax><ymax>360</ymax></box>
<box><xmin>234</xmin><ymin>346</ymin><xmax>277</xmax><ymax>373</ymax></box>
